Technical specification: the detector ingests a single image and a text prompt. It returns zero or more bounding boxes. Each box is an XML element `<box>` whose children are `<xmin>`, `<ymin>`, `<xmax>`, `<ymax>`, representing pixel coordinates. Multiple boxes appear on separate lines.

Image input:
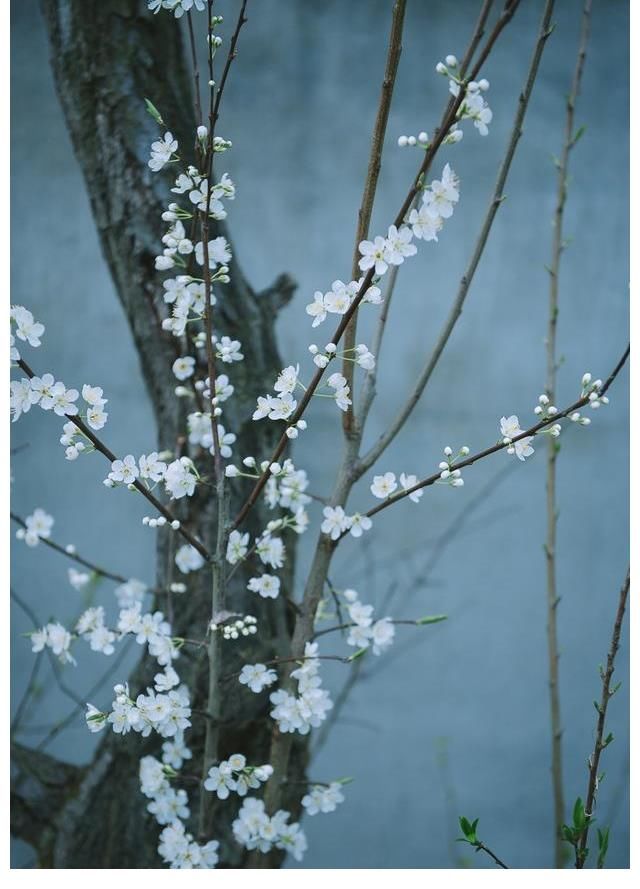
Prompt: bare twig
<box><xmin>342</xmin><ymin>0</ymin><xmax>407</xmax><ymax>435</ymax></box>
<box><xmin>545</xmin><ymin>0</ymin><xmax>591</xmax><ymax>867</ymax></box>
<box><xmin>575</xmin><ymin>568</ymin><xmax>629</xmax><ymax>868</ymax></box>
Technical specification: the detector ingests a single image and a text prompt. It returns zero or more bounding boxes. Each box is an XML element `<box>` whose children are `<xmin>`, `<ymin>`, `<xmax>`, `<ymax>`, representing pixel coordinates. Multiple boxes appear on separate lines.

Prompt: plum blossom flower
<box><xmin>321</xmin><ymin>505</ymin><xmax>349</xmax><ymax>540</ymax></box>
<box><xmin>239</xmin><ymin>663</ymin><xmax>278</xmax><ymax>693</ymax></box>
<box><xmin>370</xmin><ymin>472</ymin><xmax>397</xmax><ymax>499</ymax></box>
<box><xmin>148</xmin><ymin>132</ymin><xmax>178</xmax><ymax>172</ymax></box>
<box><xmin>358</xmin><ymin>235</ymin><xmax>389</xmax><ymax>276</ymax></box>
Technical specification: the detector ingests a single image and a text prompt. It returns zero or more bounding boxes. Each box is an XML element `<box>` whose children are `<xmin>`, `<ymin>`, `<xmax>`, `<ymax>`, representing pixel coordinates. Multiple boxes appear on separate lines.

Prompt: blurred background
<box><xmin>11</xmin><ymin>0</ymin><xmax>629</xmax><ymax>869</ymax></box>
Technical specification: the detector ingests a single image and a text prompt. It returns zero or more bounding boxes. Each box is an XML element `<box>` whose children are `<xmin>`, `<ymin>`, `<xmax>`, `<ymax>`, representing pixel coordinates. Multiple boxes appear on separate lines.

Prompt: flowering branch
<box><xmin>356</xmin><ymin>345</ymin><xmax>629</xmax><ymax>527</ymax></box>
<box><xmin>545</xmin><ymin>0</ymin><xmax>591</xmax><ymax>867</ymax></box>
<box><xmin>342</xmin><ymin>0</ymin><xmax>407</xmax><ymax>434</ymax></box>
<box><xmin>16</xmin><ymin>357</ymin><xmax>210</xmax><ymax>561</ymax></box>
<box><xmin>356</xmin><ymin>0</ymin><xmax>555</xmax><ymax>478</ymax></box>
<box><xmin>232</xmin><ymin>1</ymin><xmax>522</xmax><ymax>533</ymax></box>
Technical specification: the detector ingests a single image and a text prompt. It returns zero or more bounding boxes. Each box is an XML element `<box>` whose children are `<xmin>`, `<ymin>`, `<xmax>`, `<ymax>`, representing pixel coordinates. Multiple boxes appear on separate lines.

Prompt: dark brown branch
<box><xmin>342</xmin><ymin>0</ymin><xmax>407</xmax><ymax>434</ymax></box>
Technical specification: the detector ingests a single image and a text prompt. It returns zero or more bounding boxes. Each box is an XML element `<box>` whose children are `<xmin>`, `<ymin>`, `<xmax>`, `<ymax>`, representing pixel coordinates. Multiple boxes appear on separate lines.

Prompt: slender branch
<box><xmin>312</xmin><ymin>616</ymin><xmax>446</xmax><ymax>641</ymax></box>
<box><xmin>545</xmin><ymin>0</ymin><xmax>591</xmax><ymax>867</ymax></box>
<box><xmin>357</xmin><ymin>263</ymin><xmax>400</xmax><ymax>429</ymax></box>
<box><xmin>575</xmin><ymin>568</ymin><xmax>629</xmax><ymax>868</ymax></box>
<box><xmin>475</xmin><ymin>841</ymin><xmax>509</xmax><ymax>869</ymax></box>
<box><xmin>342</xmin><ymin>0</ymin><xmax>407</xmax><ymax>435</ymax></box>
<box><xmin>15</xmin><ymin>357</ymin><xmax>210</xmax><ymax>560</ymax></box>
<box><xmin>357</xmin><ymin>0</ymin><xmax>555</xmax><ymax>478</ymax></box>
<box><xmin>355</xmin><ymin>344</ymin><xmax>629</xmax><ymax>527</ymax></box>
<box><xmin>11</xmin><ymin>651</ymin><xmax>44</xmax><ymax>737</ymax></box>
<box><xmin>232</xmin><ymin>3</ymin><xmax>522</xmax><ymax>533</ymax></box>
<box><xmin>36</xmin><ymin>638</ymin><xmax>135</xmax><ymax>752</ymax></box>
<box><xmin>10</xmin><ymin>512</ymin><xmax>162</xmax><ymax>592</ymax></box>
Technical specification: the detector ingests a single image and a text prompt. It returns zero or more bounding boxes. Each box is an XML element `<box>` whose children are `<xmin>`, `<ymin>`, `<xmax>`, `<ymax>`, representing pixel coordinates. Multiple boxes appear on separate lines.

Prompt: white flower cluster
<box><xmin>117</xmin><ymin>604</ymin><xmax>180</xmax><ymax>666</ymax></box>
<box><xmin>85</xmin><ymin>679</ymin><xmax>190</xmax><ymax>739</ymax></box>
<box><xmin>15</xmin><ymin>507</ymin><xmax>53</xmax><ymax>547</ymax></box>
<box><xmin>269</xmin><ymin>642</ymin><xmax>333</xmax><ymax>735</ymax></box>
<box><xmin>232</xmin><ymin>798</ymin><xmax>307</xmax><ymax>862</ymax></box>
<box><xmin>187</xmin><ymin>413</ymin><xmax>236</xmax><ymax>458</ymax></box>
<box><xmin>301</xmin><ymin>781</ymin><xmax>345</xmax><ymax>816</ymax></box>
<box><xmin>103</xmin><ymin>453</ymin><xmax>199</xmax><ymax>501</ymax></box>
<box><xmin>580</xmin><ymin>372</ymin><xmax>610</xmax><ymax>411</ymax></box>
<box><xmin>140</xmin><ymin>755</ymin><xmax>220</xmax><ymax>869</ymax></box>
<box><xmin>76</xmin><ymin>606</ymin><xmax>117</xmax><ymax>655</ymax></box>
<box><xmin>305</xmin><ymin>279</ymin><xmax>382</xmax><ymax>328</ymax></box>
<box><xmin>147</xmin><ymin>0</ymin><xmax>206</xmax><ymax>20</ymax></box>
<box><xmin>239</xmin><ymin>662</ymin><xmax>278</xmax><ymax>693</ymax></box>
<box><xmin>158</xmin><ymin>822</ymin><xmax>219</xmax><ymax>869</ymax></box>
<box><xmin>10</xmin><ymin>304</ymin><xmax>45</xmax><ymax>359</ymax></box>
<box><xmin>342</xmin><ymin>588</ymin><xmax>395</xmax><ymax>655</ymax></box>
<box><xmin>533</xmin><ymin>394</ymin><xmax>562</xmax><ymax>437</ymax></box>
<box><xmin>321</xmin><ymin>505</ymin><xmax>372</xmax><ymax>540</ymax></box>
<box><xmin>437</xmin><ymin>445</ymin><xmax>468</xmax><ymax>488</ymax></box>
<box><xmin>204</xmin><ymin>753</ymin><xmax>273</xmax><ymax>799</ymax></box>
<box><xmin>160</xmin><ymin>275</ymin><xmax>208</xmax><ymax>336</ymax></box>
<box><xmin>171</xmin><ymin>165</ymin><xmax>235</xmax><ymax>220</ymax></box>
<box><xmin>369</xmin><ymin>470</ymin><xmax>425</xmax><ymax>501</ymax></box>
<box><xmin>434</xmin><ymin>55</ymin><xmax>492</xmax><ymax>138</ymax></box>
<box><xmin>500</xmin><ymin>415</ymin><xmax>535</xmax><ymax>462</ymax></box>
<box><xmin>114</xmin><ymin>578</ymin><xmax>147</xmax><ymax>609</ymax></box>
<box><xmin>210</xmin><ymin>613</ymin><xmax>258</xmax><ymax>640</ymax></box>
<box><xmin>30</xmin><ymin>621</ymin><xmax>75</xmax><ymax>665</ymax></box>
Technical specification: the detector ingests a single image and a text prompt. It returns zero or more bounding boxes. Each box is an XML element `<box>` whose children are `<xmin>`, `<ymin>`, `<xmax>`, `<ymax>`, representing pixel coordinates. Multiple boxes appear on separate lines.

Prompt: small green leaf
<box><xmin>416</xmin><ymin>614</ymin><xmax>448</xmax><ymax>626</ymax></box>
<box><xmin>573</xmin><ymin>797</ymin><xmax>586</xmax><ymax>831</ymax></box>
<box><xmin>571</xmin><ymin>125</ymin><xmax>586</xmax><ymax>146</ymax></box>
<box><xmin>347</xmin><ymin>647</ymin><xmax>368</xmax><ymax>662</ymax></box>
<box><xmin>597</xmin><ymin>826</ymin><xmax>610</xmax><ymax>868</ymax></box>
<box><xmin>144</xmin><ymin>98</ymin><xmax>164</xmax><ymax>126</ymax></box>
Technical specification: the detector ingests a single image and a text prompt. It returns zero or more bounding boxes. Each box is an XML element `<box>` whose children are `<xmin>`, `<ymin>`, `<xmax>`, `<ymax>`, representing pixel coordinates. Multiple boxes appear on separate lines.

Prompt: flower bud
<box><xmin>445</xmin><ymin>54</ymin><xmax>458</xmax><ymax>67</ymax></box>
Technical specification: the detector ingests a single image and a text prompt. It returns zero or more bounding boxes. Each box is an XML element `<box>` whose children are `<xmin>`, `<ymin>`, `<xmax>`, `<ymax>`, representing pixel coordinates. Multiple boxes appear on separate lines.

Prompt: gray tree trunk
<box><xmin>11</xmin><ymin>0</ymin><xmax>306</xmax><ymax>868</ymax></box>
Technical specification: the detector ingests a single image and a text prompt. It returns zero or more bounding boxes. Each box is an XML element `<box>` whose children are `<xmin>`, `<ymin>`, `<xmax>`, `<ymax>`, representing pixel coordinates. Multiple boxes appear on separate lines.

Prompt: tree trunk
<box><xmin>11</xmin><ymin>0</ymin><xmax>305</xmax><ymax>867</ymax></box>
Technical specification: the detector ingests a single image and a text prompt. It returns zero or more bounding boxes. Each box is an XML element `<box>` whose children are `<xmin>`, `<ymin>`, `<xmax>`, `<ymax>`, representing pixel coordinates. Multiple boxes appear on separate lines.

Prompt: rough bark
<box><xmin>11</xmin><ymin>0</ymin><xmax>304</xmax><ymax>868</ymax></box>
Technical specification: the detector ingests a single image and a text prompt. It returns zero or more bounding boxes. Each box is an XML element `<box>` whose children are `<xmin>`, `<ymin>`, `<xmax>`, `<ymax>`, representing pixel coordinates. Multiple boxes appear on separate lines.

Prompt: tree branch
<box><xmin>356</xmin><ymin>0</ymin><xmax>555</xmax><ymax>478</ymax></box>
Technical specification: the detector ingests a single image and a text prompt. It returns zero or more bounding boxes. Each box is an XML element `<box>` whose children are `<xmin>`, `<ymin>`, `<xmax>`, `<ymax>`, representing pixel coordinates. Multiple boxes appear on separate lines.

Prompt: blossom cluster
<box><xmin>86</xmin><ymin>679</ymin><xmax>191</xmax><ymax>739</ymax></box>
<box><xmin>15</xmin><ymin>507</ymin><xmax>54</xmax><ymax>547</ymax></box>
<box><xmin>342</xmin><ymin>588</ymin><xmax>395</xmax><ymax>655</ymax></box>
<box><xmin>232</xmin><ymin>798</ymin><xmax>307</xmax><ymax>862</ymax></box>
<box><xmin>301</xmin><ymin>782</ymin><xmax>346</xmax><ymax>816</ymax></box>
<box><xmin>204</xmin><ymin>753</ymin><xmax>273</xmax><ymax>800</ymax></box>
<box><xmin>269</xmin><ymin>642</ymin><xmax>333</xmax><ymax>735</ymax></box>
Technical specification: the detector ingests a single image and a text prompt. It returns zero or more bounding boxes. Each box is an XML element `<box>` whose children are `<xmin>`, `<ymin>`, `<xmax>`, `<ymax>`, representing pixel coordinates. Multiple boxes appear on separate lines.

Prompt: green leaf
<box><xmin>571</xmin><ymin>125</ymin><xmax>586</xmax><ymax>146</ymax></box>
<box><xmin>573</xmin><ymin>797</ymin><xmax>586</xmax><ymax>831</ymax></box>
<box><xmin>597</xmin><ymin>826</ymin><xmax>610</xmax><ymax>868</ymax></box>
<box><xmin>416</xmin><ymin>614</ymin><xmax>448</xmax><ymax>626</ymax></box>
<box><xmin>144</xmin><ymin>98</ymin><xmax>165</xmax><ymax>126</ymax></box>
<box><xmin>347</xmin><ymin>647</ymin><xmax>368</xmax><ymax>662</ymax></box>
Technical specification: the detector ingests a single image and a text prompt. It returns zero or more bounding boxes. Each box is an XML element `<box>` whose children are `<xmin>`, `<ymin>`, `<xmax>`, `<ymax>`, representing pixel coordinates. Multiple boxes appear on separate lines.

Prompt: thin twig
<box><xmin>354</xmin><ymin>344</ymin><xmax>629</xmax><ymax>528</ymax></box>
<box><xmin>342</xmin><ymin>0</ymin><xmax>407</xmax><ymax>435</ymax></box>
<box><xmin>575</xmin><ymin>568</ymin><xmax>629</xmax><ymax>868</ymax></box>
<box><xmin>545</xmin><ymin>0</ymin><xmax>591</xmax><ymax>867</ymax></box>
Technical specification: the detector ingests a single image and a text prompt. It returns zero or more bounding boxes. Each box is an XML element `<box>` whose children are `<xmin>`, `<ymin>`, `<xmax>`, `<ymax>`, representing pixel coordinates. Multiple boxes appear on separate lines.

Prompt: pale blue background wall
<box><xmin>11</xmin><ymin>0</ymin><xmax>629</xmax><ymax>869</ymax></box>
